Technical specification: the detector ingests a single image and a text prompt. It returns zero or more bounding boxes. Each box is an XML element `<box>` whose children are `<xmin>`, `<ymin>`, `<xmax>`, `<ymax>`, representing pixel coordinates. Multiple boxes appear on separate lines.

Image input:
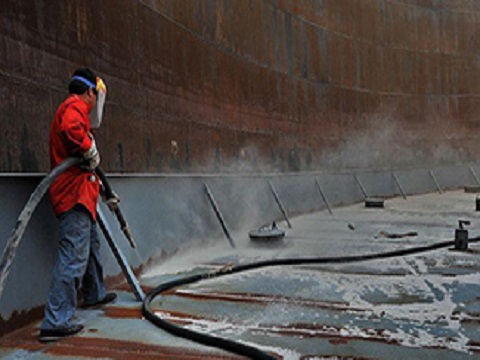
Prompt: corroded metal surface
<box><xmin>0</xmin><ymin>321</ymin><xmax>243</xmax><ymax>359</ymax></box>
<box><xmin>1</xmin><ymin>1</ymin><xmax>480</xmax><ymax>173</ymax></box>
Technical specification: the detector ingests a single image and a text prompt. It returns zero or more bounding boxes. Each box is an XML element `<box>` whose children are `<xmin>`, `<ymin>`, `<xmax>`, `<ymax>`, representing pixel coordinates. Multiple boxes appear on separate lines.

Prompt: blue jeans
<box><xmin>41</xmin><ymin>205</ymin><xmax>106</xmax><ymax>330</ymax></box>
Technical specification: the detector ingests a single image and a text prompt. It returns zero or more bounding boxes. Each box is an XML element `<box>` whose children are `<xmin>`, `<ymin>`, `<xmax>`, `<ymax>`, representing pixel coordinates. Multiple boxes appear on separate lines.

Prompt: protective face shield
<box><xmin>90</xmin><ymin>77</ymin><xmax>107</xmax><ymax>129</ymax></box>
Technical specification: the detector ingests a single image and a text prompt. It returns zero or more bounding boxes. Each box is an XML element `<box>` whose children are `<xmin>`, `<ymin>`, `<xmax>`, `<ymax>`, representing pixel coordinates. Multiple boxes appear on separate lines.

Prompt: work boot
<box><xmin>83</xmin><ymin>292</ymin><xmax>117</xmax><ymax>308</ymax></box>
<box><xmin>38</xmin><ymin>324</ymin><xmax>84</xmax><ymax>343</ymax></box>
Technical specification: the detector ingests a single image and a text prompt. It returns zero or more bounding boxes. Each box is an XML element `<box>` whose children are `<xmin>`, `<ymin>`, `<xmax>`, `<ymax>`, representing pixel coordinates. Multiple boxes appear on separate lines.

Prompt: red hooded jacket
<box><xmin>49</xmin><ymin>95</ymin><xmax>100</xmax><ymax>220</ymax></box>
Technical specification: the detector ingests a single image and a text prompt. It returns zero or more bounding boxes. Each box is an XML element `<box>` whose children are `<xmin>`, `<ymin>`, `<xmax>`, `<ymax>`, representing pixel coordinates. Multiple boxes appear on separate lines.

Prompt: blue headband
<box><xmin>71</xmin><ymin>75</ymin><xmax>96</xmax><ymax>89</ymax></box>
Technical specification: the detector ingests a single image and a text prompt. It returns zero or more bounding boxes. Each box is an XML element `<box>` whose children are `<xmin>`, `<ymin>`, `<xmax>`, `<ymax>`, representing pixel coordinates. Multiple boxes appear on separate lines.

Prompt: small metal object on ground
<box><xmin>249</xmin><ymin>222</ymin><xmax>285</xmax><ymax>242</ymax></box>
<box><xmin>464</xmin><ymin>185</ymin><xmax>480</xmax><ymax>193</ymax></box>
<box><xmin>453</xmin><ymin>220</ymin><xmax>470</xmax><ymax>251</ymax></box>
<box><xmin>365</xmin><ymin>197</ymin><xmax>385</xmax><ymax>208</ymax></box>
<box><xmin>376</xmin><ymin>230</ymin><xmax>418</xmax><ymax>239</ymax></box>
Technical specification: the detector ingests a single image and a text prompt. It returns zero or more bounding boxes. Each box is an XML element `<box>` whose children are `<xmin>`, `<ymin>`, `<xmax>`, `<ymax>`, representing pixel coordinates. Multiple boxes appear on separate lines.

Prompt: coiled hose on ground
<box><xmin>143</xmin><ymin>235</ymin><xmax>480</xmax><ymax>359</ymax></box>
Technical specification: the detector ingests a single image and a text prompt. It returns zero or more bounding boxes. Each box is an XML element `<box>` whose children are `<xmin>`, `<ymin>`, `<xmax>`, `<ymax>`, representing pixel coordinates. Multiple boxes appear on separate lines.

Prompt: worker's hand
<box><xmin>102</xmin><ymin>190</ymin><xmax>120</xmax><ymax>212</ymax></box>
<box><xmin>81</xmin><ymin>139</ymin><xmax>100</xmax><ymax>171</ymax></box>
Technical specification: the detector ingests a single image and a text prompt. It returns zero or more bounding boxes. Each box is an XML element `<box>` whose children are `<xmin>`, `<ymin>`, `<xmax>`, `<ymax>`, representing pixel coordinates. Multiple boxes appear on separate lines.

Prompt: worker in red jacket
<box><xmin>39</xmin><ymin>68</ymin><xmax>116</xmax><ymax>342</ymax></box>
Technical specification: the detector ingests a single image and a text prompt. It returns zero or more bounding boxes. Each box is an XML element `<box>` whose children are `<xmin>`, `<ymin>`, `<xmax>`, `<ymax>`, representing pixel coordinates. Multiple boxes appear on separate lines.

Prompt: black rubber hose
<box><xmin>143</xmin><ymin>235</ymin><xmax>480</xmax><ymax>359</ymax></box>
<box><xmin>0</xmin><ymin>157</ymin><xmax>82</xmax><ymax>299</ymax></box>
<box><xmin>142</xmin><ymin>273</ymin><xmax>278</xmax><ymax>360</ymax></box>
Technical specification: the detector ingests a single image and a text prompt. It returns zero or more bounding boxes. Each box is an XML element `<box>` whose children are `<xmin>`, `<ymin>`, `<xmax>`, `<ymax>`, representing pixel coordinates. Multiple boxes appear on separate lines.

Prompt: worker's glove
<box><xmin>81</xmin><ymin>139</ymin><xmax>100</xmax><ymax>171</ymax></box>
<box><xmin>102</xmin><ymin>190</ymin><xmax>120</xmax><ymax>212</ymax></box>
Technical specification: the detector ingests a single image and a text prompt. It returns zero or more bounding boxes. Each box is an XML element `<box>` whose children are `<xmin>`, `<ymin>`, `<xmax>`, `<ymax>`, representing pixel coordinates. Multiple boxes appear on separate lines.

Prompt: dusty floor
<box><xmin>1</xmin><ymin>190</ymin><xmax>480</xmax><ymax>359</ymax></box>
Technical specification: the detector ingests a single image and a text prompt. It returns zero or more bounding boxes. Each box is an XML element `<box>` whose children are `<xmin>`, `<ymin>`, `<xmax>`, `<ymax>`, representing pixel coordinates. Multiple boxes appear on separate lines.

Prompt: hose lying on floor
<box><xmin>0</xmin><ymin>157</ymin><xmax>82</xmax><ymax>300</ymax></box>
<box><xmin>143</xmin><ymin>235</ymin><xmax>480</xmax><ymax>360</ymax></box>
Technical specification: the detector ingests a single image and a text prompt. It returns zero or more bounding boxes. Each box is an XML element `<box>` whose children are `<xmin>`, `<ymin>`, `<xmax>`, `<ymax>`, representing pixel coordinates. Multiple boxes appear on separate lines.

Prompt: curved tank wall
<box><xmin>1</xmin><ymin>0</ymin><xmax>480</xmax><ymax>173</ymax></box>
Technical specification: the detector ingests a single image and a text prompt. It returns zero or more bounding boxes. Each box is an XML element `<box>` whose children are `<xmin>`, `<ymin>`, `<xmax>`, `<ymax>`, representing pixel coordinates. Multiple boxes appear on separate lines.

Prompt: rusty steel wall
<box><xmin>1</xmin><ymin>0</ymin><xmax>480</xmax><ymax>173</ymax></box>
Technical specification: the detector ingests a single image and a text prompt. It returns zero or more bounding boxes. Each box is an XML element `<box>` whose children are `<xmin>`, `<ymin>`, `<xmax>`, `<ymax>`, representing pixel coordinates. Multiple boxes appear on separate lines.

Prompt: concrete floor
<box><xmin>1</xmin><ymin>190</ymin><xmax>480</xmax><ymax>359</ymax></box>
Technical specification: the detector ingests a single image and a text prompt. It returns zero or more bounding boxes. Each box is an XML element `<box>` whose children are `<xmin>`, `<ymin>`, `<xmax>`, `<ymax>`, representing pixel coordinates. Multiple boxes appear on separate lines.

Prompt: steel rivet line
<box><xmin>204</xmin><ymin>183</ymin><xmax>236</xmax><ymax>248</ymax></box>
<box><xmin>392</xmin><ymin>173</ymin><xmax>407</xmax><ymax>199</ymax></box>
<box><xmin>354</xmin><ymin>175</ymin><xmax>369</xmax><ymax>198</ymax></box>
<box><xmin>469</xmin><ymin>166</ymin><xmax>480</xmax><ymax>186</ymax></box>
<box><xmin>315</xmin><ymin>177</ymin><xmax>333</xmax><ymax>215</ymax></box>
<box><xmin>428</xmin><ymin>170</ymin><xmax>443</xmax><ymax>194</ymax></box>
<box><xmin>268</xmin><ymin>180</ymin><xmax>292</xmax><ymax>229</ymax></box>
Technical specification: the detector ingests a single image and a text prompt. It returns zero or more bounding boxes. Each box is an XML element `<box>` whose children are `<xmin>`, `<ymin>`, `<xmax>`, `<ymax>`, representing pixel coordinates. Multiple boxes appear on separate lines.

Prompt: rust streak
<box><xmin>255</xmin><ymin>322</ymin><xmax>401</xmax><ymax>346</ymax></box>
<box><xmin>102</xmin><ymin>306</ymin><xmax>201</xmax><ymax>326</ymax></box>
<box><xmin>165</xmin><ymin>289</ymin><xmax>366</xmax><ymax>313</ymax></box>
<box><xmin>114</xmin><ymin>283</ymin><xmax>154</xmax><ymax>294</ymax></box>
<box><xmin>301</xmin><ymin>356</ymin><xmax>376</xmax><ymax>360</ymax></box>
<box><xmin>103</xmin><ymin>306</ymin><xmax>143</xmax><ymax>319</ymax></box>
<box><xmin>328</xmin><ymin>338</ymin><xmax>349</xmax><ymax>345</ymax></box>
<box><xmin>0</xmin><ymin>306</ymin><xmax>44</xmax><ymax>338</ymax></box>
<box><xmin>153</xmin><ymin>309</ymin><xmax>402</xmax><ymax>348</ymax></box>
<box><xmin>153</xmin><ymin>309</ymin><xmax>209</xmax><ymax>326</ymax></box>
<box><xmin>46</xmin><ymin>336</ymin><xmax>243</xmax><ymax>359</ymax></box>
<box><xmin>0</xmin><ymin>322</ymin><xmax>44</xmax><ymax>350</ymax></box>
